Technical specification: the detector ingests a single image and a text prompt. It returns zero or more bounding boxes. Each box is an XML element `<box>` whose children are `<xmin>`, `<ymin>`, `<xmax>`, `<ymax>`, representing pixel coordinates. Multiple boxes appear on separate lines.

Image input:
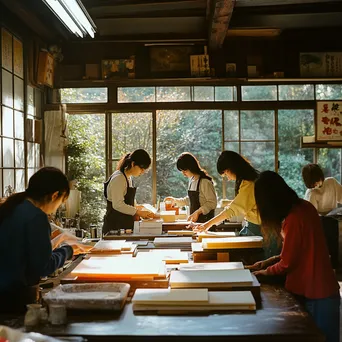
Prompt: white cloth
<box><xmin>107</xmin><ymin>170</ymin><xmax>136</xmax><ymax>216</ymax></box>
<box><xmin>174</xmin><ymin>177</ymin><xmax>217</xmax><ymax>215</ymax></box>
<box><xmin>304</xmin><ymin>177</ymin><xmax>342</xmax><ymax>215</ymax></box>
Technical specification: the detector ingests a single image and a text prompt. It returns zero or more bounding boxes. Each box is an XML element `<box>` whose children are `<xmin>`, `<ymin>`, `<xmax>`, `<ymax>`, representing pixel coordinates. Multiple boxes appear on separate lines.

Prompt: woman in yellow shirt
<box><xmin>195</xmin><ymin>150</ymin><xmax>280</xmax><ymax>258</ymax></box>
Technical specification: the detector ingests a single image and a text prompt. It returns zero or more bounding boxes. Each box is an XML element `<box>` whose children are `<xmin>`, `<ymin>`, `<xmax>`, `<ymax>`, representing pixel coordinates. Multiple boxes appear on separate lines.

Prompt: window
<box><xmin>278</xmin><ymin>84</ymin><xmax>314</xmax><ymax>101</ymax></box>
<box><xmin>67</xmin><ymin>114</ymin><xmax>106</xmax><ymax>226</ymax></box>
<box><xmin>278</xmin><ymin>110</ymin><xmax>314</xmax><ymax>197</ymax></box>
<box><xmin>156</xmin><ymin>87</ymin><xmax>190</xmax><ymax>102</ymax></box>
<box><xmin>193</xmin><ymin>86</ymin><xmax>214</xmax><ymax>101</ymax></box>
<box><xmin>61</xmin><ymin>87</ymin><xmax>108</xmax><ymax>103</ymax></box>
<box><xmin>318</xmin><ymin>149</ymin><xmax>341</xmax><ymax>183</ymax></box>
<box><xmin>118</xmin><ymin>87</ymin><xmax>154</xmax><ymax>103</ymax></box>
<box><xmin>1</xmin><ymin>29</ymin><xmax>25</xmax><ymax>195</ymax></box>
<box><xmin>110</xmin><ymin>112</ymin><xmax>153</xmax><ymax>204</ymax></box>
<box><xmin>316</xmin><ymin>84</ymin><xmax>342</xmax><ymax>100</ymax></box>
<box><xmin>156</xmin><ymin>110</ymin><xmax>222</xmax><ymax>199</ymax></box>
<box><xmin>215</xmin><ymin>86</ymin><xmax>237</xmax><ymax>102</ymax></box>
<box><xmin>241</xmin><ymin>85</ymin><xmax>277</xmax><ymax>101</ymax></box>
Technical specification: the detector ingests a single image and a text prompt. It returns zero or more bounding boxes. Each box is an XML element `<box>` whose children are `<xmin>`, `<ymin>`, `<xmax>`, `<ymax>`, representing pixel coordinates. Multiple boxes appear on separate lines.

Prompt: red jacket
<box><xmin>267</xmin><ymin>199</ymin><xmax>339</xmax><ymax>299</ymax></box>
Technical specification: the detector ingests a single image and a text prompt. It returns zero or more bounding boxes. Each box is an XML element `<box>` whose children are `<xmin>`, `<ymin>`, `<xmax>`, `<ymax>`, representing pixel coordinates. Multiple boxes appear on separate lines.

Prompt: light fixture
<box><xmin>42</xmin><ymin>0</ymin><xmax>96</xmax><ymax>38</ymax></box>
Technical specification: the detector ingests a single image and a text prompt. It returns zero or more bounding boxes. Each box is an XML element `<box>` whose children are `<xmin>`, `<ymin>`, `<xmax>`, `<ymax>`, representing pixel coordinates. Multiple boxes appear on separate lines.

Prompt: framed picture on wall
<box><xmin>102</xmin><ymin>58</ymin><xmax>135</xmax><ymax>79</ymax></box>
<box><xmin>316</xmin><ymin>101</ymin><xmax>342</xmax><ymax>141</ymax></box>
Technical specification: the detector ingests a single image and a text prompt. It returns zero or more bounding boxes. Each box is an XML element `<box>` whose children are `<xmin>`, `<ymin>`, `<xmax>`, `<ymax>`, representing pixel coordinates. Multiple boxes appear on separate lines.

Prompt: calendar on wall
<box><xmin>316</xmin><ymin>101</ymin><xmax>342</xmax><ymax>141</ymax></box>
<box><xmin>37</xmin><ymin>51</ymin><xmax>54</xmax><ymax>87</ymax></box>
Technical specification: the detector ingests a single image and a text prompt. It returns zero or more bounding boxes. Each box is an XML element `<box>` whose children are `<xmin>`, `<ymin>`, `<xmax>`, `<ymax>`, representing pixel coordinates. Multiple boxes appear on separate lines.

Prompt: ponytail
<box><xmin>117</xmin><ymin>153</ymin><xmax>132</xmax><ymax>173</ymax></box>
<box><xmin>117</xmin><ymin>149</ymin><xmax>151</xmax><ymax>173</ymax></box>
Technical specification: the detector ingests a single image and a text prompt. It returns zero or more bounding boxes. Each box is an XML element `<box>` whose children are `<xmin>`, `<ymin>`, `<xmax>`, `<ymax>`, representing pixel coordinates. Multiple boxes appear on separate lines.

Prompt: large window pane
<box><xmin>278</xmin><ymin>84</ymin><xmax>314</xmax><ymax>101</ymax></box>
<box><xmin>278</xmin><ymin>109</ymin><xmax>314</xmax><ymax>197</ymax></box>
<box><xmin>241</xmin><ymin>142</ymin><xmax>275</xmax><ymax>171</ymax></box>
<box><xmin>157</xmin><ymin>110</ymin><xmax>222</xmax><ymax>200</ymax></box>
<box><xmin>27</xmin><ymin>86</ymin><xmax>34</xmax><ymax>116</ymax></box>
<box><xmin>2</xmin><ymin>69</ymin><xmax>13</xmax><ymax>107</ymax></box>
<box><xmin>118</xmin><ymin>87</ymin><xmax>155</xmax><ymax>103</ymax></box>
<box><xmin>3</xmin><ymin>138</ymin><xmax>14</xmax><ymax>167</ymax></box>
<box><xmin>111</xmin><ymin>112</ymin><xmax>152</xmax><ymax>204</ymax></box>
<box><xmin>224</xmin><ymin>110</ymin><xmax>239</xmax><ymax>141</ymax></box>
<box><xmin>156</xmin><ymin>87</ymin><xmax>190</xmax><ymax>102</ymax></box>
<box><xmin>215</xmin><ymin>87</ymin><xmax>235</xmax><ymax>102</ymax></box>
<box><xmin>15</xmin><ymin>169</ymin><xmax>25</xmax><ymax>192</ymax></box>
<box><xmin>241</xmin><ymin>85</ymin><xmax>277</xmax><ymax>101</ymax></box>
<box><xmin>316</xmin><ymin>84</ymin><xmax>342</xmax><ymax>100</ymax></box>
<box><xmin>14</xmin><ymin>76</ymin><xmax>24</xmax><ymax>110</ymax></box>
<box><xmin>60</xmin><ymin>88</ymin><xmax>108</xmax><ymax>103</ymax></box>
<box><xmin>241</xmin><ymin>110</ymin><xmax>274</xmax><ymax>140</ymax></box>
<box><xmin>67</xmin><ymin>114</ymin><xmax>106</xmax><ymax>227</ymax></box>
<box><xmin>193</xmin><ymin>86</ymin><xmax>214</xmax><ymax>101</ymax></box>
<box><xmin>318</xmin><ymin>149</ymin><xmax>341</xmax><ymax>183</ymax></box>
<box><xmin>15</xmin><ymin>140</ymin><xmax>25</xmax><ymax>167</ymax></box>
<box><xmin>3</xmin><ymin>169</ymin><xmax>14</xmax><ymax>190</ymax></box>
<box><xmin>14</xmin><ymin>111</ymin><xmax>24</xmax><ymax>139</ymax></box>
<box><xmin>27</xmin><ymin>143</ymin><xmax>35</xmax><ymax>168</ymax></box>
<box><xmin>2</xmin><ymin>107</ymin><xmax>13</xmax><ymax>137</ymax></box>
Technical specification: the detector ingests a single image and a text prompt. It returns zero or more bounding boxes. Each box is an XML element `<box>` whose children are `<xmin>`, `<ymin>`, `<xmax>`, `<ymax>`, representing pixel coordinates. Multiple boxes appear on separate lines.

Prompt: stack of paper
<box><xmin>154</xmin><ymin>237</ymin><xmax>193</xmax><ymax>249</ymax></box>
<box><xmin>202</xmin><ymin>236</ymin><xmax>263</xmax><ymax>249</ymax></box>
<box><xmin>197</xmin><ymin>231</ymin><xmax>236</xmax><ymax>242</ymax></box>
<box><xmin>132</xmin><ymin>288</ymin><xmax>256</xmax><ymax>312</ymax></box>
<box><xmin>139</xmin><ymin>219</ymin><xmax>163</xmax><ymax>235</ymax></box>
<box><xmin>177</xmin><ymin>261</ymin><xmax>244</xmax><ymax>271</ymax></box>
<box><xmin>90</xmin><ymin>240</ymin><xmax>137</xmax><ymax>255</ymax></box>
<box><xmin>170</xmin><ymin>269</ymin><xmax>254</xmax><ymax>289</ymax></box>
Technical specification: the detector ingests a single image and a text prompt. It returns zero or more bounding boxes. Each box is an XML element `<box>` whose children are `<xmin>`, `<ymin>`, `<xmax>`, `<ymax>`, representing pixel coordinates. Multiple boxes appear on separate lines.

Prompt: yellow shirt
<box><xmin>224</xmin><ymin>180</ymin><xmax>261</xmax><ymax>225</ymax></box>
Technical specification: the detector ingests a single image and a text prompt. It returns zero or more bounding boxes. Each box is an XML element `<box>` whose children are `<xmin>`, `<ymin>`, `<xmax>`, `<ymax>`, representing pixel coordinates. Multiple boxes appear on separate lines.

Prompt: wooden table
<box><xmin>0</xmin><ymin>283</ymin><xmax>323</xmax><ymax>342</ymax></box>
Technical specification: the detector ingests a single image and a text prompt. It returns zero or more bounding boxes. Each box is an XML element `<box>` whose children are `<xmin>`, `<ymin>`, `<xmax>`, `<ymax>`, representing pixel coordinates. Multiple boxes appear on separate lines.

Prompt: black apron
<box><xmin>320</xmin><ymin>216</ymin><xmax>339</xmax><ymax>269</ymax></box>
<box><xmin>188</xmin><ymin>177</ymin><xmax>215</xmax><ymax>223</ymax></box>
<box><xmin>102</xmin><ymin>172</ymin><xmax>136</xmax><ymax>235</ymax></box>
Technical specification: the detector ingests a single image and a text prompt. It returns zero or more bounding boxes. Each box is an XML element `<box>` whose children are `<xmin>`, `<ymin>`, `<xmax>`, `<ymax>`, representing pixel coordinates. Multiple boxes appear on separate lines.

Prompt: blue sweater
<box><xmin>0</xmin><ymin>200</ymin><xmax>73</xmax><ymax>293</ymax></box>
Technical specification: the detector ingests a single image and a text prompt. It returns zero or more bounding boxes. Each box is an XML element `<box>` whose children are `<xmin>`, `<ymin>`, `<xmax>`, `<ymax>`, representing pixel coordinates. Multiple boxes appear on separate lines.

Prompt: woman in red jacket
<box><xmin>249</xmin><ymin>171</ymin><xmax>340</xmax><ymax>342</ymax></box>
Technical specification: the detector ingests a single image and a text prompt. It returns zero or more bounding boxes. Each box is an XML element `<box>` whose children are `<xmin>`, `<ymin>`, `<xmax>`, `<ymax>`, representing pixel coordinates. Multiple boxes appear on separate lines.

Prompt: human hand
<box><xmin>70</xmin><ymin>243</ymin><xmax>93</xmax><ymax>255</ymax></box>
<box><xmin>192</xmin><ymin>223</ymin><xmax>210</xmax><ymax>233</ymax></box>
<box><xmin>188</xmin><ymin>210</ymin><xmax>200</xmax><ymax>223</ymax></box>
<box><xmin>253</xmin><ymin>269</ymin><xmax>268</xmax><ymax>276</ymax></box>
<box><xmin>137</xmin><ymin>209</ymin><xmax>154</xmax><ymax>219</ymax></box>
<box><xmin>245</xmin><ymin>260</ymin><xmax>266</xmax><ymax>271</ymax></box>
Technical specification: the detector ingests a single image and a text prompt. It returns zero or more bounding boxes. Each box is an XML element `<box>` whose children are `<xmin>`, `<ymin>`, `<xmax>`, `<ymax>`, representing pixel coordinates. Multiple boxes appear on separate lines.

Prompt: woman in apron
<box><xmin>164</xmin><ymin>152</ymin><xmax>217</xmax><ymax>223</ymax></box>
<box><xmin>103</xmin><ymin>149</ymin><xmax>153</xmax><ymax>235</ymax></box>
<box><xmin>302</xmin><ymin>163</ymin><xmax>342</xmax><ymax>269</ymax></box>
<box><xmin>194</xmin><ymin>150</ymin><xmax>281</xmax><ymax>258</ymax></box>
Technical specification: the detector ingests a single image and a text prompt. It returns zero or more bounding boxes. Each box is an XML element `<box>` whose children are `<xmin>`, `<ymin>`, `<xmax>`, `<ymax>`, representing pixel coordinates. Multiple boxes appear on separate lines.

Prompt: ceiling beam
<box><xmin>208</xmin><ymin>0</ymin><xmax>236</xmax><ymax>50</ymax></box>
<box><xmin>235</xmin><ymin>0</ymin><xmax>342</xmax><ymax>7</ymax></box>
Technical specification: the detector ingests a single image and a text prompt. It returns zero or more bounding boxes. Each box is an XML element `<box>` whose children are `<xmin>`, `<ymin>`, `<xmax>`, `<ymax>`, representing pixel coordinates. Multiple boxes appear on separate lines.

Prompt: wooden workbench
<box><xmin>1</xmin><ymin>283</ymin><xmax>323</xmax><ymax>342</ymax></box>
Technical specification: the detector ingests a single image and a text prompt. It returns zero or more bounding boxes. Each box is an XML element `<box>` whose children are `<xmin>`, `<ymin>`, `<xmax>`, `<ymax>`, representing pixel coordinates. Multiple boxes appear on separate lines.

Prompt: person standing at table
<box><xmin>103</xmin><ymin>149</ymin><xmax>154</xmax><ymax>235</ymax></box>
<box><xmin>194</xmin><ymin>150</ymin><xmax>281</xmax><ymax>258</ymax></box>
<box><xmin>250</xmin><ymin>171</ymin><xmax>340</xmax><ymax>342</ymax></box>
<box><xmin>302</xmin><ymin>163</ymin><xmax>342</xmax><ymax>269</ymax></box>
<box><xmin>164</xmin><ymin>152</ymin><xmax>217</xmax><ymax>223</ymax></box>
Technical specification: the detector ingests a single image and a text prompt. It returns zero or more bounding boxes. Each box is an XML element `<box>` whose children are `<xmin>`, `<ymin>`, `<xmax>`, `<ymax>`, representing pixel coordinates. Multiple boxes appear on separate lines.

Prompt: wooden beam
<box><xmin>208</xmin><ymin>0</ymin><xmax>236</xmax><ymax>50</ymax></box>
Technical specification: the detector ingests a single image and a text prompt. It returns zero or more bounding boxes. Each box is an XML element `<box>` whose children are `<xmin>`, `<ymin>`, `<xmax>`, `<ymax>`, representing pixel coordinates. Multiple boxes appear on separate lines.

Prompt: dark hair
<box><xmin>217</xmin><ymin>151</ymin><xmax>259</xmax><ymax>195</ymax></box>
<box><xmin>255</xmin><ymin>171</ymin><xmax>299</xmax><ymax>245</ymax></box>
<box><xmin>0</xmin><ymin>167</ymin><xmax>70</xmax><ymax>226</ymax></box>
<box><xmin>117</xmin><ymin>149</ymin><xmax>151</xmax><ymax>173</ymax></box>
<box><xmin>302</xmin><ymin>163</ymin><xmax>325</xmax><ymax>189</ymax></box>
<box><xmin>176</xmin><ymin>152</ymin><xmax>212</xmax><ymax>181</ymax></box>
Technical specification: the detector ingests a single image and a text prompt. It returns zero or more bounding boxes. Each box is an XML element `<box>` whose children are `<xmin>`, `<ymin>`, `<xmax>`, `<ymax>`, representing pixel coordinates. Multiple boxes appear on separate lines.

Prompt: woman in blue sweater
<box><xmin>0</xmin><ymin>167</ymin><xmax>75</xmax><ymax>312</ymax></box>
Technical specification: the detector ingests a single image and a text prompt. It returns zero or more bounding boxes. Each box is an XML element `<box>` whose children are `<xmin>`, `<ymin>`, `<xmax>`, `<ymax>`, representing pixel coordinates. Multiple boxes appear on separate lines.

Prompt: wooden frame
<box><xmin>316</xmin><ymin>101</ymin><xmax>342</xmax><ymax>141</ymax></box>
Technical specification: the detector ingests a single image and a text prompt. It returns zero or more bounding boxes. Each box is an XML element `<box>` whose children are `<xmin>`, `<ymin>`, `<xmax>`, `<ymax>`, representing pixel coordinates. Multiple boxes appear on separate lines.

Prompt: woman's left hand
<box><xmin>188</xmin><ymin>210</ymin><xmax>200</xmax><ymax>223</ymax></box>
<box><xmin>193</xmin><ymin>223</ymin><xmax>210</xmax><ymax>232</ymax></box>
<box><xmin>253</xmin><ymin>269</ymin><xmax>268</xmax><ymax>276</ymax></box>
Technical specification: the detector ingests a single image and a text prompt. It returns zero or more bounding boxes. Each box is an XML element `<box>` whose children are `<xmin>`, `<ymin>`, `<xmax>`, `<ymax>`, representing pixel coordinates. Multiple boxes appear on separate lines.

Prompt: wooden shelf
<box><xmin>301</xmin><ymin>141</ymin><xmax>342</xmax><ymax>149</ymax></box>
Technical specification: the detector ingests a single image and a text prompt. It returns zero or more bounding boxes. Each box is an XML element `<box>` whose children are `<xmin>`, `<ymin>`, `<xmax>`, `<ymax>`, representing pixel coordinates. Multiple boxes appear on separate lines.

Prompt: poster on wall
<box><xmin>316</xmin><ymin>101</ymin><xmax>342</xmax><ymax>141</ymax></box>
<box><xmin>300</xmin><ymin>52</ymin><xmax>342</xmax><ymax>77</ymax></box>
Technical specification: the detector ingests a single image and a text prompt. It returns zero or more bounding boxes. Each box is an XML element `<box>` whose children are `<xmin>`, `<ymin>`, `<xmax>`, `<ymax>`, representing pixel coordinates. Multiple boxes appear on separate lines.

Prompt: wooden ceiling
<box><xmin>1</xmin><ymin>0</ymin><xmax>342</xmax><ymax>48</ymax></box>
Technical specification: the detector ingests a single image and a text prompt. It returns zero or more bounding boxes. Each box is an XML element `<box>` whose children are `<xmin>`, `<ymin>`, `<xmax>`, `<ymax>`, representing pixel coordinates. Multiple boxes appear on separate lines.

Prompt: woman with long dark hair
<box><xmin>164</xmin><ymin>152</ymin><xmax>217</xmax><ymax>223</ymax></box>
<box><xmin>302</xmin><ymin>163</ymin><xmax>342</xmax><ymax>269</ymax></box>
<box><xmin>250</xmin><ymin>171</ymin><xmax>340</xmax><ymax>342</ymax></box>
<box><xmin>195</xmin><ymin>150</ymin><xmax>280</xmax><ymax>258</ymax></box>
<box><xmin>0</xmin><ymin>167</ymin><xmax>81</xmax><ymax>312</ymax></box>
<box><xmin>103</xmin><ymin>149</ymin><xmax>154</xmax><ymax>234</ymax></box>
